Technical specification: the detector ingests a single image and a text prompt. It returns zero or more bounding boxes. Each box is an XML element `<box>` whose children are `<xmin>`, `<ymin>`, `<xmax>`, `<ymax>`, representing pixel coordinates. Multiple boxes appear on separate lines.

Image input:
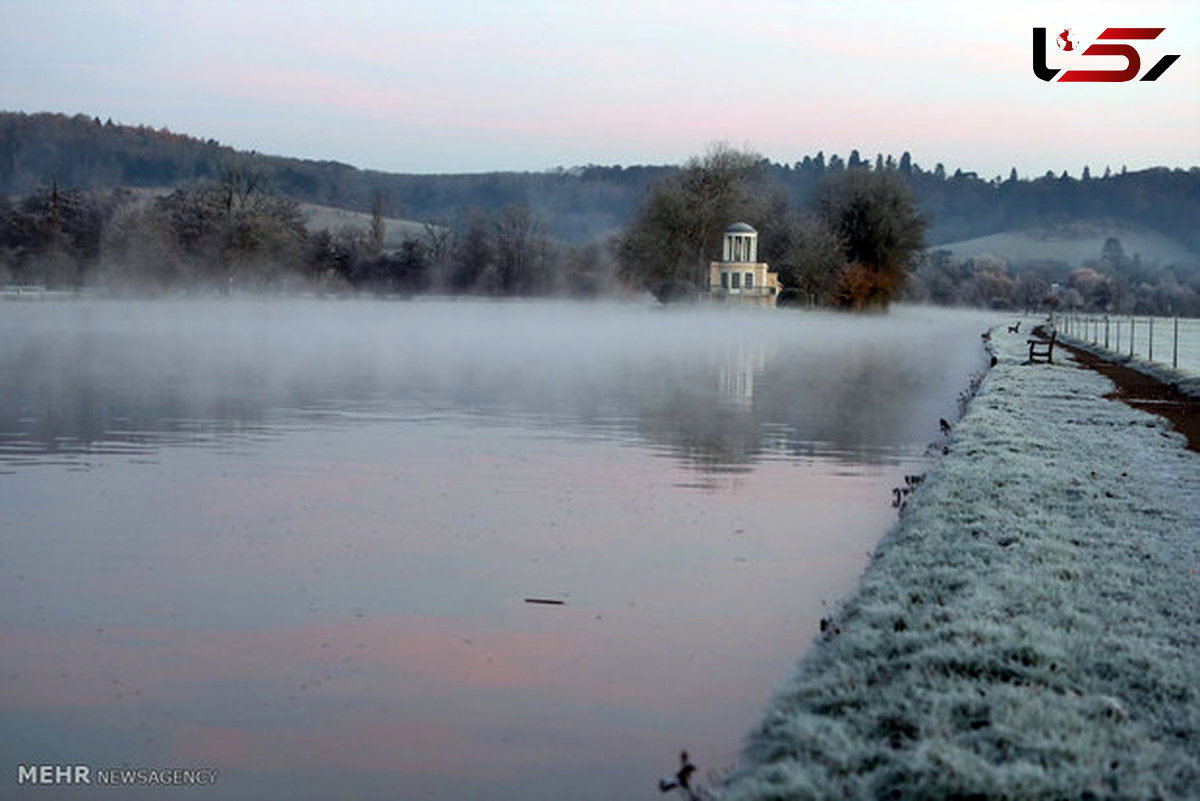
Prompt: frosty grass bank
<box><xmin>721</xmin><ymin>326</ymin><xmax>1200</xmax><ymax>799</ymax></box>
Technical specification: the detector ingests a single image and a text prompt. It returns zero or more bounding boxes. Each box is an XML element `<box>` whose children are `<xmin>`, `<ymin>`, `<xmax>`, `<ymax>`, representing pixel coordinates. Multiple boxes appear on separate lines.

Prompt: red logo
<box><xmin>1033</xmin><ymin>27</ymin><xmax>1180</xmax><ymax>82</ymax></box>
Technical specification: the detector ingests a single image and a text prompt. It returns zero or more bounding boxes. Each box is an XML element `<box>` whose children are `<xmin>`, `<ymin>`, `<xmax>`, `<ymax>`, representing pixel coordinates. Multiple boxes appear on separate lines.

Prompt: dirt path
<box><xmin>1043</xmin><ymin>330</ymin><xmax>1200</xmax><ymax>453</ymax></box>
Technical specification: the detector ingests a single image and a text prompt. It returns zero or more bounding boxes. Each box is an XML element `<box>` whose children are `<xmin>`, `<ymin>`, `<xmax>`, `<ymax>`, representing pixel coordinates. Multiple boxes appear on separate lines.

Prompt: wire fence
<box><xmin>1055</xmin><ymin>313</ymin><xmax>1200</xmax><ymax>376</ymax></box>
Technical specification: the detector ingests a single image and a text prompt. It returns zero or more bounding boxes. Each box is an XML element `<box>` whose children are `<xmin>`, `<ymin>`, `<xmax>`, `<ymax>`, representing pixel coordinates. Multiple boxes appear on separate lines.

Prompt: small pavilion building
<box><xmin>707</xmin><ymin>222</ymin><xmax>781</xmax><ymax>307</ymax></box>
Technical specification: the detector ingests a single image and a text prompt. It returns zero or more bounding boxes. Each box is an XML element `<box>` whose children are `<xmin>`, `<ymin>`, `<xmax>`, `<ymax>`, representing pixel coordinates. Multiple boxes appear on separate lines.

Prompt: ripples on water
<box><xmin>0</xmin><ymin>298</ymin><xmax>997</xmax><ymax>800</ymax></box>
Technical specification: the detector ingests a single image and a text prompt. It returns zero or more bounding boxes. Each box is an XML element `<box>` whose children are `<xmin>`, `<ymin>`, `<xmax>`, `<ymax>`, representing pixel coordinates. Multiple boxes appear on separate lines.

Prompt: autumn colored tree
<box><xmin>813</xmin><ymin>170</ymin><xmax>926</xmax><ymax>309</ymax></box>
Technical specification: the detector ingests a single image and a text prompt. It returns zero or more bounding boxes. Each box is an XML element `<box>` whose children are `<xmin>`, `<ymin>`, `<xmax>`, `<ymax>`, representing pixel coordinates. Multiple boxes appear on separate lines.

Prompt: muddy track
<box><xmin>1037</xmin><ymin>328</ymin><xmax>1200</xmax><ymax>454</ymax></box>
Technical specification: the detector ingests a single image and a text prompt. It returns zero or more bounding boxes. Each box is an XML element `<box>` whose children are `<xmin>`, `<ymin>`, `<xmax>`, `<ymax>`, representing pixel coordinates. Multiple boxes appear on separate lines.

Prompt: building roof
<box><xmin>725</xmin><ymin>222</ymin><xmax>756</xmax><ymax>234</ymax></box>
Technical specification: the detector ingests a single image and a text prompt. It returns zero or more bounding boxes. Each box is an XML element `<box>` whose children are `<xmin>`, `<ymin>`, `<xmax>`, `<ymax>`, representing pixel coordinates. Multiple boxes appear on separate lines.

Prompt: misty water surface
<box><xmin>0</xmin><ymin>299</ymin><xmax>996</xmax><ymax>800</ymax></box>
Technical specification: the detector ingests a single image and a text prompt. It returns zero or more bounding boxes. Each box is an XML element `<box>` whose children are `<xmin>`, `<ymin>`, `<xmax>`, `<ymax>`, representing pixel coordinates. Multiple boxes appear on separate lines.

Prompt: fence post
<box><xmin>1174</xmin><ymin>317</ymin><xmax>1179</xmax><ymax>370</ymax></box>
<box><xmin>1104</xmin><ymin>316</ymin><xmax>1110</xmax><ymax>350</ymax></box>
<box><xmin>1116</xmin><ymin>318</ymin><xmax>1121</xmax><ymax>353</ymax></box>
<box><xmin>1148</xmin><ymin>316</ymin><xmax>1153</xmax><ymax>362</ymax></box>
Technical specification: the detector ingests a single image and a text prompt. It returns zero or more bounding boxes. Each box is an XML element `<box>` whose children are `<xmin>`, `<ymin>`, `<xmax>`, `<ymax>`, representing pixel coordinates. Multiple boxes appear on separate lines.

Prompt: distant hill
<box><xmin>3</xmin><ymin>110</ymin><xmax>1199</xmax><ymax>253</ymax></box>
<box><xmin>0</xmin><ymin>111</ymin><xmax>667</xmax><ymax>242</ymax></box>
<box><xmin>936</xmin><ymin>220</ymin><xmax>1199</xmax><ymax>271</ymax></box>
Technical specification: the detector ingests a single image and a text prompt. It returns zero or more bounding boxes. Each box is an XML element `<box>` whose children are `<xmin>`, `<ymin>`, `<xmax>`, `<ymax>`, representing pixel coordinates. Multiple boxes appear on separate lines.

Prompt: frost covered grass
<box><xmin>1059</xmin><ymin>314</ymin><xmax>1200</xmax><ymax>384</ymax></box>
<box><xmin>720</xmin><ymin>326</ymin><xmax>1200</xmax><ymax>799</ymax></box>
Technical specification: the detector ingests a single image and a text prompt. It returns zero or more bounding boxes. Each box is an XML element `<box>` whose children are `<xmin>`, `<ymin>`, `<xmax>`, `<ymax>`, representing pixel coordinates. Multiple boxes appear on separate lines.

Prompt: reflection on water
<box><xmin>0</xmin><ymin>299</ymin><xmax>994</xmax><ymax>800</ymax></box>
<box><xmin>0</xmin><ymin>299</ymin><xmax>981</xmax><ymax>472</ymax></box>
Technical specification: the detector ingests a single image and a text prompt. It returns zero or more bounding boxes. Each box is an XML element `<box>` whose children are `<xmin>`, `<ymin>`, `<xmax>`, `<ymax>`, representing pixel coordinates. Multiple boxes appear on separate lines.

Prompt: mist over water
<box><xmin>0</xmin><ymin>299</ymin><xmax>997</xmax><ymax>800</ymax></box>
<box><xmin>1</xmin><ymin>299</ymin><xmax>989</xmax><ymax>468</ymax></box>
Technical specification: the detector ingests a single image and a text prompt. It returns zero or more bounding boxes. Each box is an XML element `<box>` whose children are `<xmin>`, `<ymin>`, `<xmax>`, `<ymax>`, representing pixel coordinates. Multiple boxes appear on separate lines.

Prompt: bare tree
<box><xmin>618</xmin><ymin>143</ymin><xmax>769</xmax><ymax>299</ymax></box>
<box><xmin>494</xmin><ymin>205</ymin><xmax>552</xmax><ymax>294</ymax></box>
<box><xmin>218</xmin><ymin>157</ymin><xmax>266</xmax><ymax>216</ymax></box>
<box><xmin>370</xmin><ymin>189</ymin><xmax>386</xmax><ymax>256</ymax></box>
<box><xmin>421</xmin><ymin>221</ymin><xmax>454</xmax><ymax>291</ymax></box>
<box><xmin>776</xmin><ymin>214</ymin><xmax>846</xmax><ymax>307</ymax></box>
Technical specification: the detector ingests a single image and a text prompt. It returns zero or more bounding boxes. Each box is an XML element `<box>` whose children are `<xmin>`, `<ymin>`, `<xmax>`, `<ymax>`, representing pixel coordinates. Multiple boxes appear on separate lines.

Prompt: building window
<box><xmin>720</xmin><ymin>271</ymin><xmax>729</xmax><ymax>289</ymax></box>
<box><xmin>730</xmin><ymin>272</ymin><xmax>741</xmax><ymax>289</ymax></box>
<box><xmin>744</xmin><ymin>272</ymin><xmax>754</xmax><ymax>289</ymax></box>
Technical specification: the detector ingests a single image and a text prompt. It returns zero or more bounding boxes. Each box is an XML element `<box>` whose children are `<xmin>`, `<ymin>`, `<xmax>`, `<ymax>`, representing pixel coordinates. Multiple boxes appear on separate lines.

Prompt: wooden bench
<box><xmin>1027</xmin><ymin>331</ymin><xmax>1056</xmax><ymax>364</ymax></box>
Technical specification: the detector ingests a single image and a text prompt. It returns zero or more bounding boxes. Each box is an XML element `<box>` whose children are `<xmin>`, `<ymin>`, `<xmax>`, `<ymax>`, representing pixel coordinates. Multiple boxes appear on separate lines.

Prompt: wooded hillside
<box><xmin>4</xmin><ymin>111</ymin><xmax>1198</xmax><ymax>252</ymax></box>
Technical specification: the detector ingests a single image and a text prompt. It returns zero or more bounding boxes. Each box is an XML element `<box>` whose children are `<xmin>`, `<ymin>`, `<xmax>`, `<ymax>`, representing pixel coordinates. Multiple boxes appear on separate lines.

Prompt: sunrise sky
<box><xmin>2</xmin><ymin>0</ymin><xmax>1197</xmax><ymax>177</ymax></box>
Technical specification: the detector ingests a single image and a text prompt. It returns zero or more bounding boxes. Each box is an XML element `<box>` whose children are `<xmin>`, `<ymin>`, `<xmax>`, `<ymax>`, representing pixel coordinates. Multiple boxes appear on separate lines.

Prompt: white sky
<box><xmin>2</xmin><ymin>0</ymin><xmax>1197</xmax><ymax>177</ymax></box>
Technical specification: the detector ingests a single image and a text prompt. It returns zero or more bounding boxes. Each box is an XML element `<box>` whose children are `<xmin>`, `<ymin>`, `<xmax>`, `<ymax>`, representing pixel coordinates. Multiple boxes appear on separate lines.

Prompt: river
<box><xmin>0</xmin><ymin>298</ymin><xmax>998</xmax><ymax>800</ymax></box>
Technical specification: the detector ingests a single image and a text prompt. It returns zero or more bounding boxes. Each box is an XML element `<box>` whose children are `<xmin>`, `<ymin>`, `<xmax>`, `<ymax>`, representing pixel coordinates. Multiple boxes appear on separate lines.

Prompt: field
<box><xmin>296</xmin><ymin>202</ymin><xmax>437</xmax><ymax>248</ymax></box>
<box><xmin>936</xmin><ymin>220</ymin><xmax>1197</xmax><ymax>269</ymax></box>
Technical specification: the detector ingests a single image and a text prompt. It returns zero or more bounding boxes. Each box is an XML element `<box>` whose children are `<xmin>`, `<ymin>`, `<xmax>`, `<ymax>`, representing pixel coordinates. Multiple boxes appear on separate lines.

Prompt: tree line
<box><xmin>2</xmin><ymin>149</ymin><xmax>1196</xmax><ymax>315</ymax></box>
<box><xmin>4</xmin><ymin>111</ymin><xmax>1198</xmax><ymax>251</ymax></box>
<box><xmin>0</xmin><ymin>144</ymin><xmax>928</xmax><ymax>310</ymax></box>
<box><xmin>2</xmin><ymin>112</ymin><xmax>1197</xmax><ymax>312</ymax></box>
<box><xmin>613</xmin><ymin>145</ymin><xmax>1197</xmax><ymax>314</ymax></box>
<box><xmin>908</xmin><ymin>237</ymin><xmax>1200</xmax><ymax>316</ymax></box>
<box><xmin>0</xmin><ymin>165</ymin><xmax>616</xmax><ymax>297</ymax></box>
